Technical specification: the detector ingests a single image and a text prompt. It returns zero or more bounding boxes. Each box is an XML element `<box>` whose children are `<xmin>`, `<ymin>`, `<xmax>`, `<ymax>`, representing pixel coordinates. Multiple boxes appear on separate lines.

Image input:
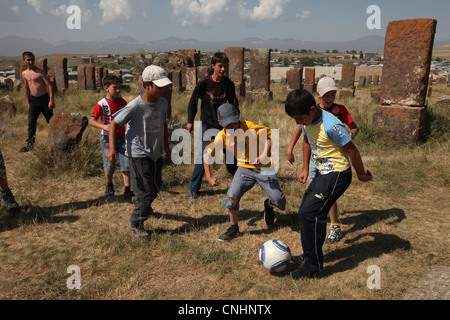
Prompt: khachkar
<box><xmin>226</xmin><ymin>47</ymin><xmax>246</xmax><ymax>98</ymax></box>
<box><xmin>373</xmin><ymin>19</ymin><xmax>437</xmax><ymax>143</ymax></box>
<box><xmin>247</xmin><ymin>48</ymin><xmax>272</xmax><ymax>101</ymax></box>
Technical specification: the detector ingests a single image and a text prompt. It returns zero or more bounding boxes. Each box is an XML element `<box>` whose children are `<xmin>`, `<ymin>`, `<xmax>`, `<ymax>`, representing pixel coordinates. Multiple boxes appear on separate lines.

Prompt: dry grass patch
<box><xmin>0</xmin><ymin>83</ymin><xmax>449</xmax><ymax>300</ymax></box>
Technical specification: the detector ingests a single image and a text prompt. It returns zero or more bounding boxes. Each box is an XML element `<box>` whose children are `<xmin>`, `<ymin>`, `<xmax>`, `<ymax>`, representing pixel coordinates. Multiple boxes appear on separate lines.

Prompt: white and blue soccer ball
<box><xmin>259</xmin><ymin>240</ymin><xmax>291</xmax><ymax>272</ymax></box>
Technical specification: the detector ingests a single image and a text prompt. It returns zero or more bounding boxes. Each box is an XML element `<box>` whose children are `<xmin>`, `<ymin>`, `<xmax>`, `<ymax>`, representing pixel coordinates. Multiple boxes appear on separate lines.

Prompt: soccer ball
<box><xmin>259</xmin><ymin>240</ymin><xmax>291</xmax><ymax>272</ymax></box>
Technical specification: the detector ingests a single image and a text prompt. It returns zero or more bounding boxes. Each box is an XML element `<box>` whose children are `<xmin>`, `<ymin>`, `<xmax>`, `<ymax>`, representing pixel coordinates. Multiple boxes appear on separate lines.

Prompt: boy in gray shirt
<box><xmin>108</xmin><ymin>65</ymin><xmax>172</xmax><ymax>239</ymax></box>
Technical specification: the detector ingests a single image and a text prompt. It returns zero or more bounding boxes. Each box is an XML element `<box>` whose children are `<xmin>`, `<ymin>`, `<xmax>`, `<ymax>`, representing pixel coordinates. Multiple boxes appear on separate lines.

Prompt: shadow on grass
<box><xmin>151</xmin><ymin>208</ymin><xmax>269</xmax><ymax>236</ymax></box>
<box><xmin>0</xmin><ymin>195</ymin><xmax>132</xmax><ymax>233</ymax></box>
<box><xmin>268</xmin><ymin>207</ymin><xmax>411</xmax><ymax>278</ymax></box>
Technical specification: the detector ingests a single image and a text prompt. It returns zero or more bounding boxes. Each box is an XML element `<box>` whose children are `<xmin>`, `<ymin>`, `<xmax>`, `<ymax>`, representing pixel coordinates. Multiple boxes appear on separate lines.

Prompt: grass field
<box><xmin>0</xmin><ymin>80</ymin><xmax>449</xmax><ymax>301</ymax></box>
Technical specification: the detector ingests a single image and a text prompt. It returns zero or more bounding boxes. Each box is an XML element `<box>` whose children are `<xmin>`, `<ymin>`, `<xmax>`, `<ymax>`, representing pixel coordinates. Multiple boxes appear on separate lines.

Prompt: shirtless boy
<box><xmin>20</xmin><ymin>51</ymin><xmax>55</xmax><ymax>152</ymax></box>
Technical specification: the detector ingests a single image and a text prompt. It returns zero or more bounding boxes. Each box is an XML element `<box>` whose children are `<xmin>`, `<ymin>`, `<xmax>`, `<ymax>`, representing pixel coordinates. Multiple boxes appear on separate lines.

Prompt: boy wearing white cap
<box><xmin>107</xmin><ymin>65</ymin><xmax>172</xmax><ymax>239</ymax></box>
<box><xmin>203</xmin><ymin>103</ymin><xmax>286</xmax><ymax>242</ymax></box>
<box><xmin>287</xmin><ymin>77</ymin><xmax>359</xmax><ymax>244</ymax></box>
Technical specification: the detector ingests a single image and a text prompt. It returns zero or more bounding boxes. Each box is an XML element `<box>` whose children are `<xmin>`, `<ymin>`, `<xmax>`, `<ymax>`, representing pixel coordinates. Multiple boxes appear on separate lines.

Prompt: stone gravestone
<box><xmin>54</xmin><ymin>57</ymin><xmax>69</xmax><ymax>90</ymax></box>
<box><xmin>373</xmin><ymin>18</ymin><xmax>437</xmax><ymax>143</ymax></box>
<box><xmin>0</xmin><ymin>95</ymin><xmax>16</xmax><ymax>112</ymax></box>
<box><xmin>77</xmin><ymin>66</ymin><xmax>86</xmax><ymax>90</ymax></box>
<box><xmin>85</xmin><ymin>66</ymin><xmax>96</xmax><ymax>90</ymax></box>
<box><xmin>247</xmin><ymin>48</ymin><xmax>272</xmax><ymax>101</ymax></box>
<box><xmin>286</xmin><ymin>68</ymin><xmax>303</xmax><ymax>91</ymax></box>
<box><xmin>303</xmin><ymin>68</ymin><xmax>316</xmax><ymax>95</ymax></box>
<box><xmin>47</xmin><ymin>112</ymin><xmax>88</xmax><ymax>165</ymax></box>
<box><xmin>340</xmin><ymin>62</ymin><xmax>356</xmax><ymax>98</ymax></box>
<box><xmin>226</xmin><ymin>47</ymin><xmax>246</xmax><ymax>97</ymax></box>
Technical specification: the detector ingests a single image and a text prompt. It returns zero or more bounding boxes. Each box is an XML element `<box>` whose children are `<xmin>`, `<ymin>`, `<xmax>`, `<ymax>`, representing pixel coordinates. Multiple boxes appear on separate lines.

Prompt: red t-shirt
<box><xmin>91</xmin><ymin>97</ymin><xmax>127</xmax><ymax>138</ymax></box>
<box><xmin>319</xmin><ymin>103</ymin><xmax>354</xmax><ymax>126</ymax></box>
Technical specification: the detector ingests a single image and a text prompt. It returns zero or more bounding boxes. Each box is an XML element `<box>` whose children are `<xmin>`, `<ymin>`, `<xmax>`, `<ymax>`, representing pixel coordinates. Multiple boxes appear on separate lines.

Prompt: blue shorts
<box><xmin>221</xmin><ymin>167</ymin><xmax>286</xmax><ymax>211</ymax></box>
<box><xmin>100</xmin><ymin>135</ymin><xmax>130</xmax><ymax>175</ymax></box>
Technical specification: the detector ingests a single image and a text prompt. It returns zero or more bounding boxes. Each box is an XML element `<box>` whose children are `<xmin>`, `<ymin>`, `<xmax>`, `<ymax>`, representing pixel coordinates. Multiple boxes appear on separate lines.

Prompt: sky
<box><xmin>0</xmin><ymin>0</ymin><xmax>449</xmax><ymax>43</ymax></box>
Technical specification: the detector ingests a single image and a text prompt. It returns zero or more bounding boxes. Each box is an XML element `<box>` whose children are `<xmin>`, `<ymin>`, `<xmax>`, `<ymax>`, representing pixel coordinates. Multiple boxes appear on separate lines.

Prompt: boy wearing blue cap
<box><xmin>203</xmin><ymin>103</ymin><xmax>286</xmax><ymax>241</ymax></box>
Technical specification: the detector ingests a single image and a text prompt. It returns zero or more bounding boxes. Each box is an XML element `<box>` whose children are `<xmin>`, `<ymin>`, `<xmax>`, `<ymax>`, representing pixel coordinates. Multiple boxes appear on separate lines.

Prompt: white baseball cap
<box><xmin>142</xmin><ymin>65</ymin><xmax>172</xmax><ymax>87</ymax></box>
<box><xmin>317</xmin><ymin>77</ymin><xmax>338</xmax><ymax>96</ymax></box>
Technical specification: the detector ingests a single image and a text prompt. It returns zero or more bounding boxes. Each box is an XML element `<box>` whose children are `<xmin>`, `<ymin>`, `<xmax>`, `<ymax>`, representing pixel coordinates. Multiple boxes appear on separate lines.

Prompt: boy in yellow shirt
<box><xmin>204</xmin><ymin>103</ymin><xmax>286</xmax><ymax>241</ymax></box>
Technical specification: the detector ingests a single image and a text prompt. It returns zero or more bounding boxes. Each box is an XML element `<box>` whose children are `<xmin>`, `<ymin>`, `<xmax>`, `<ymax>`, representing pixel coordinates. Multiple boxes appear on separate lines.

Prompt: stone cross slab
<box><xmin>373</xmin><ymin>19</ymin><xmax>437</xmax><ymax>143</ymax></box>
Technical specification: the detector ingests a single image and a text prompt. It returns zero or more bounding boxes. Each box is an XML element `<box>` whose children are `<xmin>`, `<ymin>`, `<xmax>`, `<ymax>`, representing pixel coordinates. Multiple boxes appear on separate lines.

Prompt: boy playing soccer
<box><xmin>204</xmin><ymin>103</ymin><xmax>286</xmax><ymax>241</ymax></box>
<box><xmin>89</xmin><ymin>74</ymin><xmax>133</xmax><ymax>199</ymax></box>
<box><xmin>107</xmin><ymin>65</ymin><xmax>172</xmax><ymax>239</ymax></box>
<box><xmin>20</xmin><ymin>51</ymin><xmax>55</xmax><ymax>152</ymax></box>
<box><xmin>187</xmin><ymin>52</ymin><xmax>239</xmax><ymax>199</ymax></box>
<box><xmin>287</xmin><ymin>77</ymin><xmax>360</xmax><ymax>243</ymax></box>
<box><xmin>285</xmin><ymin>89</ymin><xmax>372</xmax><ymax>278</ymax></box>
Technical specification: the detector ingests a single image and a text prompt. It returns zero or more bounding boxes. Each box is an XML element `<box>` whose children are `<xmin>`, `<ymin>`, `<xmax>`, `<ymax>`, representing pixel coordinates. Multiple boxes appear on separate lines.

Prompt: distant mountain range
<box><xmin>1</xmin><ymin>35</ymin><xmax>449</xmax><ymax>56</ymax></box>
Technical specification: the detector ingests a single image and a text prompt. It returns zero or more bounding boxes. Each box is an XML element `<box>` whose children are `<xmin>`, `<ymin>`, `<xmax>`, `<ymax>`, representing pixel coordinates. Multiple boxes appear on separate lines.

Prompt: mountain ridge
<box><xmin>1</xmin><ymin>35</ymin><xmax>449</xmax><ymax>56</ymax></box>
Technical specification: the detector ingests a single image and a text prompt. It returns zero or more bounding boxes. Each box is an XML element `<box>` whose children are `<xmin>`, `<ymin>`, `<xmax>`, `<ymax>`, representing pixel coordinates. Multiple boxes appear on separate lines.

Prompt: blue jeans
<box><xmin>190</xmin><ymin>124</ymin><xmax>237</xmax><ymax>193</ymax></box>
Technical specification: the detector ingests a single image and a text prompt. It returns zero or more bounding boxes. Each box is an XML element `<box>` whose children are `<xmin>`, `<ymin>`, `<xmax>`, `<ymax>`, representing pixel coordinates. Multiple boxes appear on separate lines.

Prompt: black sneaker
<box><xmin>130</xmin><ymin>224</ymin><xmax>150</xmax><ymax>239</ymax></box>
<box><xmin>0</xmin><ymin>189</ymin><xmax>19</xmax><ymax>213</ymax></box>
<box><xmin>264</xmin><ymin>199</ymin><xmax>274</xmax><ymax>226</ymax></box>
<box><xmin>291</xmin><ymin>254</ymin><xmax>305</xmax><ymax>264</ymax></box>
<box><xmin>123</xmin><ymin>187</ymin><xmax>134</xmax><ymax>200</ymax></box>
<box><xmin>19</xmin><ymin>143</ymin><xmax>34</xmax><ymax>153</ymax></box>
<box><xmin>104</xmin><ymin>183</ymin><xmax>115</xmax><ymax>197</ymax></box>
<box><xmin>188</xmin><ymin>189</ymin><xmax>199</xmax><ymax>199</ymax></box>
<box><xmin>218</xmin><ymin>225</ymin><xmax>240</xmax><ymax>242</ymax></box>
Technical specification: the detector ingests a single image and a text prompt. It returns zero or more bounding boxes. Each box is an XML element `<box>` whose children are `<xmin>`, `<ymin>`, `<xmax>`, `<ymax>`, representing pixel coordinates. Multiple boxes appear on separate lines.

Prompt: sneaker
<box><xmin>130</xmin><ymin>225</ymin><xmax>150</xmax><ymax>239</ymax></box>
<box><xmin>291</xmin><ymin>254</ymin><xmax>305</xmax><ymax>264</ymax></box>
<box><xmin>326</xmin><ymin>224</ymin><xmax>342</xmax><ymax>243</ymax></box>
<box><xmin>218</xmin><ymin>225</ymin><xmax>240</xmax><ymax>242</ymax></box>
<box><xmin>104</xmin><ymin>183</ymin><xmax>115</xmax><ymax>197</ymax></box>
<box><xmin>263</xmin><ymin>199</ymin><xmax>275</xmax><ymax>226</ymax></box>
<box><xmin>291</xmin><ymin>267</ymin><xmax>317</xmax><ymax>279</ymax></box>
<box><xmin>0</xmin><ymin>189</ymin><xmax>19</xmax><ymax>213</ymax></box>
<box><xmin>188</xmin><ymin>189</ymin><xmax>199</xmax><ymax>199</ymax></box>
<box><xmin>19</xmin><ymin>143</ymin><xmax>34</xmax><ymax>153</ymax></box>
<box><xmin>123</xmin><ymin>187</ymin><xmax>134</xmax><ymax>200</ymax></box>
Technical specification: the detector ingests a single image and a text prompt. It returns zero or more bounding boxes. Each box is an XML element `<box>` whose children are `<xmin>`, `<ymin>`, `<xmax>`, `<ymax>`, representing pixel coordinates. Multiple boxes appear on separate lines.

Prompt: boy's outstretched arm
<box><xmin>298</xmin><ymin>135</ymin><xmax>311</xmax><ymax>184</ymax></box>
<box><xmin>203</xmin><ymin>152</ymin><xmax>219</xmax><ymax>187</ymax></box>
<box><xmin>341</xmin><ymin>141</ymin><xmax>373</xmax><ymax>181</ymax></box>
<box><xmin>287</xmin><ymin>125</ymin><xmax>303</xmax><ymax>164</ymax></box>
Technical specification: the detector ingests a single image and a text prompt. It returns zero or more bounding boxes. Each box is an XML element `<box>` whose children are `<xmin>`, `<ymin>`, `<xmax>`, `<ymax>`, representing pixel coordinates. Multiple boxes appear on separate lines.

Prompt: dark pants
<box><xmin>298</xmin><ymin>169</ymin><xmax>352</xmax><ymax>273</ymax></box>
<box><xmin>129</xmin><ymin>157</ymin><xmax>162</xmax><ymax>228</ymax></box>
<box><xmin>190</xmin><ymin>124</ymin><xmax>237</xmax><ymax>193</ymax></box>
<box><xmin>27</xmin><ymin>94</ymin><xmax>53</xmax><ymax>143</ymax></box>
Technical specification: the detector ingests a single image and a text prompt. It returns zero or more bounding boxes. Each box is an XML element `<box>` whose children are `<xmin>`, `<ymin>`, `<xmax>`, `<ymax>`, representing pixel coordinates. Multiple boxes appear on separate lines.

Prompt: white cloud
<box><xmin>26</xmin><ymin>0</ymin><xmax>92</xmax><ymax>21</ymax></box>
<box><xmin>27</xmin><ymin>0</ymin><xmax>54</xmax><ymax>14</ymax></box>
<box><xmin>296</xmin><ymin>10</ymin><xmax>311</xmax><ymax>19</ymax></box>
<box><xmin>170</xmin><ymin>0</ymin><xmax>231</xmax><ymax>27</ymax></box>
<box><xmin>98</xmin><ymin>0</ymin><xmax>149</xmax><ymax>24</ymax></box>
<box><xmin>237</xmin><ymin>0</ymin><xmax>292</xmax><ymax>22</ymax></box>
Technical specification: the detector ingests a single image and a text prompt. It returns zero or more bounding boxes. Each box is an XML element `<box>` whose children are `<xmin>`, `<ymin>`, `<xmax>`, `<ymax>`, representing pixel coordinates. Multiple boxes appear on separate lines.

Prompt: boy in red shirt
<box><xmin>89</xmin><ymin>74</ymin><xmax>133</xmax><ymax>199</ymax></box>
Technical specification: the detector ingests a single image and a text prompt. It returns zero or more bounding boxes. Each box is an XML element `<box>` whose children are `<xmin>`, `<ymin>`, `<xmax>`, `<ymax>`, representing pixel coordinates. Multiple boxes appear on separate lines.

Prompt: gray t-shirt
<box><xmin>113</xmin><ymin>96</ymin><xmax>167</xmax><ymax>160</ymax></box>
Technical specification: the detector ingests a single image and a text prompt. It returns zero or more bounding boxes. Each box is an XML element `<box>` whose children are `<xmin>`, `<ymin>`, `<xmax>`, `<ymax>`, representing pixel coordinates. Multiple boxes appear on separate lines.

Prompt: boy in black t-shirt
<box><xmin>187</xmin><ymin>52</ymin><xmax>239</xmax><ymax>199</ymax></box>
